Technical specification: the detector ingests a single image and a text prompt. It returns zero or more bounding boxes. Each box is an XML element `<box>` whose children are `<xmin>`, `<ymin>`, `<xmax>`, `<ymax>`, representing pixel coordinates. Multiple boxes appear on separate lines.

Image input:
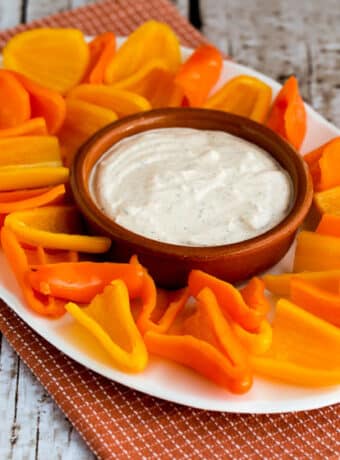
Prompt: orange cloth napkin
<box><xmin>0</xmin><ymin>1</ymin><xmax>339</xmax><ymax>458</ymax></box>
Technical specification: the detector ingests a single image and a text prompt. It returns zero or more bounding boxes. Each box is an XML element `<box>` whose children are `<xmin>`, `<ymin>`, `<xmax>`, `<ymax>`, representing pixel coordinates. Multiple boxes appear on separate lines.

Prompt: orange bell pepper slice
<box><xmin>263</xmin><ymin>270</ymin><xmax>340</xmax><ymax>297</ymax></box>
<box><xmin>314</xmin><ymin>185</ymin><xmax>340</xmax><ymax>216</ymax></box>
<box><xmin>85</xmin><ymin>32</ymin><xmax>116</xmax><ymax>84</ymax></box>
<box><xmin>3</xmin><ymin>28</ymin><xmax>89</xmax><ymax>94</ymax></box>
<box><xmin>316</xmin><ymin>213</ymin><xmax>340</xmax><ymax>237</ymax></box>
<box><xmin>0</xmin><ymin>118</ymin><xmax>47</xmax><ymax>137</ymax></box>
<box><xmin>0</xmin><ymin>69</ymin><xmax>31</xmax><ymax>128</ymax></box>
<box><xmin>188</xmin><ymin>270</ymin><xmax>264</xmax><ymax>331</ymax></box>
<box><xmin>0</xmin><ymin>184</ymin><xmax>65</xmax><ymax>215</ymax></box>
<box><xmin>252</xmin><ymin>298</ymin><xmax>340</xmax><ymax>386</ymax></box>
<box><xmin>240</xmin><ymin>277</ymin><xmax>271</xmax><ymax>316</ymax></box>
<box><xmin>175</xmin><ymin>44</ymin><xmax>223</xmax><ymax>107</ymax></box>
<box><xmin>294</xmin><ymin>230</ymin><xmax>340</xmax><ymax>272</ymax></box>
<box><xmin>205</xmin><ymin>75</ymin><xmax>272</xmax><ymax>123</ymax></box>
<box><xmin>290</xmin><ymin>279</ymin><xmax>340</xmax><ymax>327</ymax></box>
<box><xmin>105</xmin><ymin>21</ymin><xmax>180</xmax><ymax>85</ymax></box>
<box><xmin>58</xmin><ymin>98</ymin><xmax>118</xmax><ymax>165</ymax></box>
<box><xmin>145</xmin><ymin>287</ymin><xmax>252</xmax><ymax>393</ymax></box>
<box><xmin>1</xmin><ymin>226</ymin><xmax>77</xmax><ymax>317</ymax></box>
<box><xmin>266</xmin><ymin>76</ymin><xmax>306</xmax><ymax>150</ymax></box>
<box><xmin>67</xmin><ymin>84</ymin><xmax>151</xmax><ymax>117</ymax></box>
<box><xmin>28</xmin><ymin>260</ymin><xmax>145</xmax><ymax>303</ymax></box>
<box><xmin>4</xmin><ymin>205</ymin><xmax>111</xmax><ymax>253</ymax></box>
<box><xmin>304</xmin><ymin>137</ymin><xmax>340</xmax><ymax>191</ymax></box>
<box><xmin>10</xmin><ymin>71</ymin><xmax>66</xmax><ymax>134</ymax></box>
<box><xmin>66</xmin><ymin>280</ymin><xmax>148</xmax><ymax>373</ymax></box>
<box><xmin>0</xmin><ymin>165</ymin><xmax>69</xmax><ymax>191</ymax></box>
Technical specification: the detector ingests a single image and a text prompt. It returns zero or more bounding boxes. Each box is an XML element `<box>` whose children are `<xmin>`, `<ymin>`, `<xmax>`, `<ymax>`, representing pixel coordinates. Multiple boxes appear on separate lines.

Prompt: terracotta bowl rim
<box><xmin>70</xmin><ymin>108</ymin><xmax>313</xmax><ymax>261</ymax></box>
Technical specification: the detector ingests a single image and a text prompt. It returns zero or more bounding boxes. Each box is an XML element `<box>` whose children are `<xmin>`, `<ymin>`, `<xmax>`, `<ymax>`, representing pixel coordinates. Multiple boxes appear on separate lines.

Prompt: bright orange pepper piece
<box><xmin>145</xmin><ymin>287</ymin><xmax>253</xmax><ymax>394</ymax></box>
<box><xmin>304</xmin><ymin>137</ymin><xmax>340</xmax><ymax>190</ymax></box>
<box><xmin>0</xmin><ymin>117</ymin><xmax>47</xmax><ymax>137</ymax></box>
<box><xmin>175</xmin><ymin>44</ymin><xmax>223</xmax><ymax>107</ymax></box>
<box><xmin>205</xmin><ymin>75</ymin><xmax>272</xmax><ymax>123</ymax></box>
<box><xmin>188</xmin><ymin>270</ymin><xmax>264</xmax><ymax>331</ymax></box>
<box><xmin>240</xmin><ymin>277</ymin><xmax>271</xmax><ymax>316</ymax></box>
<box><xmin>0</xmin><ymin>184</ymin><xmax>65</xmax><ymax>215</ymax></box>
<box><xmin>66</xmin><ymin>280</ymin><xmax>148</xmax><ymax>373</ymax></box>
<box><xmin>28</xmin><ymin>261</ymin><xmax>145</xmax><ymax>303</ymax></box>
<box><xmin>10</xmin><ymin>71</ymin><xmax>66</xmax><ymax>134</ymax></box>
<box><xmin>1</xmin><ymin>226</ymin><xmax>77</xmax><ymax>317</ymax></box>
<box><xmin>85</xmin><ymin>32</ymin><xmax>116</xmax><ymax>84</ymax></box>
<box><xmin>316</xmin><ymin>213</ymin><xmax>340</xmax><ymax>237</ymax></box>
<box><xmin>267</xmin><ymin>76</ymin><xmax>306</xmax><ymax>150</ymax></box>
<box><xmin>0</xmin><ymin>69</ymin><xmax>31</xmax><ymax>128</ymax></box>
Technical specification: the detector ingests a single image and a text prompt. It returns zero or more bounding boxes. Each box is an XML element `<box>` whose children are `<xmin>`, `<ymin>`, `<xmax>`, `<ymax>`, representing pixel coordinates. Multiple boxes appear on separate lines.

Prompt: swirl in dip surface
<box><xmin>90</xmin><ymin>128</ymin><xmax>293</xmax><ymax>246</ymax></box>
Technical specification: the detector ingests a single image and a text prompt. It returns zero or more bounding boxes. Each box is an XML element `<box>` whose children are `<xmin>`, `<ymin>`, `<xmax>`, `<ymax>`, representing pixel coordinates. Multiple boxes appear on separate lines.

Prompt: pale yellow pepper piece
<box><xmin>66</xmin><ymin>280</ymin><xmax>148</xmax><ymax>373</ymax></box>
<box><xmin>3</xmin><ymin>28</ymin><xmax>89</xmax><ymax>94</ymax></box>
<box><xmin>67</xmin><ymin>84</ymin><xmax>151</xmax><ymax>117</ymax></box>
<box><xmin>0</xmin><ymin>136</ymin><xmax>61</xmax><ymax>167</ymax></box>
<box><xmin>0</xmin><ymin>165</ymin><xmax>69</xmax><ymax>191</ymax></box>
<box><xmin>5</xmin><ymin>205</ymin><xmax>111</xmax><ymax>253</ymax></box>
<box><xmin>252</xmin><ymin>298</ymin><xmax>340</xmax><ymax>386</ymax></box>
<box><xmin>205</xmin><ymin>75</ymin><xmax>272</xmax><ymax>123</ymax></box>
<box><xmin>104</xmin><ymin>20</ymin><xmax>181</xmax><ymax>84</ymax></box>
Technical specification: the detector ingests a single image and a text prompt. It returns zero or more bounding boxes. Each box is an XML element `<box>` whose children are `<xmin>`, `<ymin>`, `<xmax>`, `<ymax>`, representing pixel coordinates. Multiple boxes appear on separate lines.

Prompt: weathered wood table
<box><xmin>0</xmin><ymin>0</ymin><xmax>339</xmax><ymax>458</ymax></box>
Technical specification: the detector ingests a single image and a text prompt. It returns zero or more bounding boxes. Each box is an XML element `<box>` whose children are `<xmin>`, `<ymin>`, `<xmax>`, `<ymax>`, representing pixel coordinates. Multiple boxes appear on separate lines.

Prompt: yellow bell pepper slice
<box><xmin>67</xmin><ymin>84</ymin><xmax>151</xmax><ymax>117</ymax></box>
<box><xmin>263</xmin><ymin>270</ymin><xmax>340</xmax><ymax>297</ymax></box>
<box><xmin>294</xmin><ymin>231</ymin><xmax>340</xmax><ymax>272</ymax></box>
<box><xmin>205</xmin><ymin>75</ymin><xmax>272</xmax><ymax>123</ymax></box>
<box><xmin>231</xmin><ymin>320</ymin><xmax>272</xmax><ymax>355</ymax></box>
<box><xmin>114</xmin><ymin>66</ymin><xmax>183</xmax><ymax>109</ymax></box>
<box><xmin>3</xmin><ymin>28</ymin><xmax>89</xmax><ymax>94</ymax></box>
<box><xmin>5</xmin><ymin>205</ymin><xmax>111</xmax><ymax>253</ymax></box>
<box><xmin>0</xmin><ymin>136</ymin><xmax>61</xmax><ymax>167</ymax></box>
<box><xmin>111</xmin><ymin>59</ymin><xmax>168</xmax><ymax>93</ymax></box>
<box><xmin>314</xmin><ymin>185</ymin><xmax>340</xmax><ymax>216</ymax></box>
<box><xmin>104</xmin><ymin>20</ymin><xmax>181</xmax><ymax>84</ymax></box>
<box><xmin>252</xmin><ymin>298</ymin><xmax>340</xmax><ymax>386</ymax></box>
<box><xmin>58</xmin><ymin>98</ymin><xmax>118</xmax><ymax>165</ymax></box>
<box><xmin>66</xmin><ymin>280</ymin><xmax>148</xmax><ymax>373</ymax></box>
<box><xmin>0</xmin><ymin>165</ymin><xmax>69</xmax><ymax>191</ymax></box>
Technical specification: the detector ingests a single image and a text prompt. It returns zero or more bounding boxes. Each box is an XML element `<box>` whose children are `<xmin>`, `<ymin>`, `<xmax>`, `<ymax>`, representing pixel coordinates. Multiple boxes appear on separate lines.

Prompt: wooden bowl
<box><xmin>70</xmin><ymin>108</ymin><xmax>313</xmax><ymax>288</ymax></box>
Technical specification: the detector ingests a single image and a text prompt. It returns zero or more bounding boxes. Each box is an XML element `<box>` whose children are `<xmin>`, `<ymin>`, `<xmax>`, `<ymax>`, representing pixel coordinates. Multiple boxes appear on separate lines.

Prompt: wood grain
<box><xmin>0</xmin><ymin>0</ymin><xmax>340</xmax><ymax>459</ymax></box>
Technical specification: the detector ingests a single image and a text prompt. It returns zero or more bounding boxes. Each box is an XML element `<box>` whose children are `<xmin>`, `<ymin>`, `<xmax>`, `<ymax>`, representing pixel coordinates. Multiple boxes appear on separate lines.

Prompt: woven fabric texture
<box><xmin>0</xmin><ymin>1</ymin><xmax>339</xmax><ymax>459</ymax></box>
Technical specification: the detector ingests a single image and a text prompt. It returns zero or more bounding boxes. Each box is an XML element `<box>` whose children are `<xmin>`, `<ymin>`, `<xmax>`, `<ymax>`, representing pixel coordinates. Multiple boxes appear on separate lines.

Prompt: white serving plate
<box><xmin>0</xmin><ymin>39</ymin><xmax>339</xmax><ymax>414</ymax></box>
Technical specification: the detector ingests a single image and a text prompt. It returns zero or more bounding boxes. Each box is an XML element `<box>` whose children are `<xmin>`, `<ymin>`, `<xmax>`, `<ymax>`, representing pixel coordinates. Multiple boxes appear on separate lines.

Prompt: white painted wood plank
<box><xmin>0</xmin><ymin>0</ymin><xmax>22</xmax><ymax>29</ymax></box>
<box><xmin>26</xmin><ymin>0</ymin><xmax>69</xmax><ymax>23</ymax></box>
<box><xmin>0</xmin><ymin>336</ymin><xmax>94</xmax><ymax>460</ymax></box>
<box><xmin>174</xmin><ymin>0</ymin><xmax>189</xmax><ymax>19</ymax></box>
<box><xmin>0</xmin><ymin>336</ymin><xmax>22</xmax><ymax>460</ymax></box>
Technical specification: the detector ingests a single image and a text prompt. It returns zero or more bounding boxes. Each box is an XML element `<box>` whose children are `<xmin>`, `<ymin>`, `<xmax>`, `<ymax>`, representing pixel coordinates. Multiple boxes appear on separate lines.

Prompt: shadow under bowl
<box><xmin>70</xmin><ymin>108</ymin><xmax>313</xmax><ymax>288</ymax></box>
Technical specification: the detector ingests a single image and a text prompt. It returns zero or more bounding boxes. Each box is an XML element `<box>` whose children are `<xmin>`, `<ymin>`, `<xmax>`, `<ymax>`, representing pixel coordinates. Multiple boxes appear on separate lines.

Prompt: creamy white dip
<box><xmin>90</xmin><ymin>128</ymin><xmax>292</xmax><ymax>246</ymax></box>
